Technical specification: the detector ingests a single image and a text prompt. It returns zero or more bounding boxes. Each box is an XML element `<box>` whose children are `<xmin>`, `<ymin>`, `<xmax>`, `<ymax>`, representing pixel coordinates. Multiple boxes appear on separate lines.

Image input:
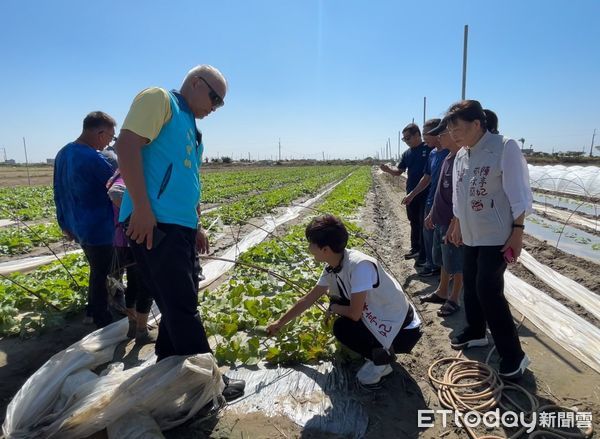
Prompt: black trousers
<box><xmin>332</xmin><ymin>306</ymin><xmax>422</xmax><ymax>361</ymax></box>
<box><xmin>462</xmin><ymin>245</ymin><xmax>524</xmax><ymax>362</ymax></box>
<box><xmin>405</xmin><ymin>192</ymin><xmax>426</xmax><ymax>262</ymax></box>
<box><xmin>114</xmin><ymin>247</ymin><xmax>153</xmax><ymax>314</ymax></box>
<box><xmin>81</xmin><ymin>244</ymin><xmax>114</xmax><ymax>327</ymax></box>
<box><xmin>129</xmin><ymin>223</ymin><xmax>211</xmax><ymax>361</ymax></box>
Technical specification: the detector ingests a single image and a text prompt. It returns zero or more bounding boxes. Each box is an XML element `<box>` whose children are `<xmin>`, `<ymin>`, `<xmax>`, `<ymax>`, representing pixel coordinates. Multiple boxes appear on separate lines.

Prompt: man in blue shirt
<box><xmin>381</xmin><ymin>123</ymin><xmax>431</xmax><ymax>263</ymax></box>
<box><xmin>54</xmin><ymin>111</ymin><xmax>117</xmax><ymax>328</ymax></box>
<box><xmin>403</xmin><ymin>119</ymin><xmax>450</xmax><ymax>276</ymax></box>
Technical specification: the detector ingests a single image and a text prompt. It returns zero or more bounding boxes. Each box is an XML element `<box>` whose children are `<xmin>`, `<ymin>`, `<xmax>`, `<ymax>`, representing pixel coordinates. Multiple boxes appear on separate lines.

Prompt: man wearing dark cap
<box><xmin>401</xmin><ymin>119</ymin><xmax>450</xmax><ymax>276</ymax></box>
<box><xmin>381</xmin><ymin>123</ymin><xmax>432</xmax><ymax>263</ymax></box>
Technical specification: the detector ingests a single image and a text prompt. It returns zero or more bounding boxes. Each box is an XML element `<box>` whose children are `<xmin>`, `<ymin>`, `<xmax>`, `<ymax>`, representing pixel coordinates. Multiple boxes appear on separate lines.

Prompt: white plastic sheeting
<box><xmin>3</xmin><ymin>175</ymin><xmax>353</xmax><ymax>438</ymax></box>
<box><xmin>533</xmin><ymin>203</ymin><xmax>600</xmax><ymax>232</ymax></box>
<box><xmin>518</xmin><ymin>249</ymin><xmax>600</xmax><ymax>322</ymax></box>
<box><xmin>504</xmin><ymin>271</ymin><xmax>600</xmax><ymax>374</ymax></box>
<box><xmin>0</xmin><ymin>250</ymin><xmax>82</xmax><ymax>276</ymax></box>
<box><xmin>528</xmin><ymin>164</ymin><xmax>600</xmax><ymax>198</ymax></box>
<box><xmin>0</xmin><ymin>219</ymin><xmax>17</xmax><ymax>228</ymax></box>
<box><xmin>225</xmin><ymin>363</ymin><xmax>368</xmax><ymax>438</ymax></box>
<box><xmin>199</xmin><ymin>177</ymin><xmax>346</xmax><ymax>289</ymax></box>
<box><xmin>2</xmin><ymin>315</ymin><xmax>224</xmax><ymax>439</ymax></box>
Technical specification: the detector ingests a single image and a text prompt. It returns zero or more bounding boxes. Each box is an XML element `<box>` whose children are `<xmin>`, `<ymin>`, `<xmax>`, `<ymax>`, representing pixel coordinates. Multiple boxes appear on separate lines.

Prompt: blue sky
<box><xmin>1</xmin><ymin>0</ymin><xmax>599</xmax><ymax>162</ymax></box>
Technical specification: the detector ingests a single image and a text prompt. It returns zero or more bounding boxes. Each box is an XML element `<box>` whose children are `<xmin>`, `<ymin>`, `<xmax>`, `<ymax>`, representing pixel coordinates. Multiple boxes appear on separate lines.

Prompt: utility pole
<box><xmin>462</xmin><ymin>25</ymin><xmax>469</xmax><ymax>100</ymax></box>
<box><xmin>23</xmin><ymin>137</ymin><xmax>31</xmax><ymax>186</ymax></box>
<box><xmin>590</xmin><ymin>129</ymin><xmax>597</xmax><ymax>157</ymax></box>
<box><xmin>423</xmin><ymin>97</ymin><xmax>427</xmax><ymax>126</ymax></box>
<box><xmin>278</xmin><ymin>138</ymin><xmax>281</xmax><ymax>161</ymax></box>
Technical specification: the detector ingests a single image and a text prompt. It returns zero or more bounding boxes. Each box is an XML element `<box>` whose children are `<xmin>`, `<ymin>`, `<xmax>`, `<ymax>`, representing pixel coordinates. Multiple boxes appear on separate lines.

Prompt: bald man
<box><xmin>115</xmin><ymin>65</ymin><xmax>244</xmax><ymax>399</ymax></box>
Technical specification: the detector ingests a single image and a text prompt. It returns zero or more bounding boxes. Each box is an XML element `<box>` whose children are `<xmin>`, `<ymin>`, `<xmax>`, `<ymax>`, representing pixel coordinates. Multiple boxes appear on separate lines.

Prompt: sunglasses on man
<box><xmin>197</xmin><ymin>76</ymin><xmax>224</xmax><ymax>110</ymax></box>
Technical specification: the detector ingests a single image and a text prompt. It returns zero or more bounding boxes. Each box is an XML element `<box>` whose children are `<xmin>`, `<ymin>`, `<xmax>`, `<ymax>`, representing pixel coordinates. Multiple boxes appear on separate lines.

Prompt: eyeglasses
<box><xmin>401</xmin><ymin>133</ymin><xmax>413</xmax><ymax>142</ymax></box>
<box><xmin>99</xmin><ymin>130</ymin><xmax>117</xmax><ymax>142</ymax></box>
<box><xmin>197</xmin><ymin>76</ymin><xmax>224</xmax><ymax>110</ymax></box>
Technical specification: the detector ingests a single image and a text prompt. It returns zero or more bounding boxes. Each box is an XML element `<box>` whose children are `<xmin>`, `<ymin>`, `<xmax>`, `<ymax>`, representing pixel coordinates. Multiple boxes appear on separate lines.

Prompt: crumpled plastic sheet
<box><xmin>199</xmin><ymin>176</ymin><xmax>347</xmax><ymax>289</ymax></box>
<box><xmin>0</xmin><ymin>249</ymin><xmax>82</xmax><ymax>275</ymax></box>
<box><xmin>224</xmin><ymin>362</ymin><xmax>368</xmax><ymax>438</ymax></box>
<box><xmin>504</xmin><ymin>270</ymin><xmax>600</xmax><ymax>374</ymax></box>
<box><xmin>518</xmin><ymin>249</ymin><xmax>600</xmax><ymax>322</ymax></box>
<box><xmin>2</xmin><ymin>310</ymin><xmax>224</xmax><ymax>439</ymax></box>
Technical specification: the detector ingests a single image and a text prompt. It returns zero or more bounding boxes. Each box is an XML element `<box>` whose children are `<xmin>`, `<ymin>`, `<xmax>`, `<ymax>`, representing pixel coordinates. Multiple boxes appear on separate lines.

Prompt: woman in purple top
<box><xmin>107</xmin><ymin>171</ymin><xmax>155</xmax><ymax>343</ymax></box>
<box><xmin>419</xmin><ymin>118</ymin><xmax>464</xmax><ymax>317</ymax></box>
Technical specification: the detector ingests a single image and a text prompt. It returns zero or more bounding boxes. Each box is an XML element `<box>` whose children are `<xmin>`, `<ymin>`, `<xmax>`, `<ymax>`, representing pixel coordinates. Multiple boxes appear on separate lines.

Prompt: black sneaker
<box><xmin>414</xmin><ymin>260</ymin><xmax>427</xmax><ymax>268</ymax></box>
<box><xmin>450</xmin><ymin>331</ymin><xmax>488</xmax><ymax>350</ymax></box>
<box><xmin>404</xmin><ymin>250</ymin><xmax>420</xmax><ymax>260</ymax></box>
<box><xmin>222</xmin><ymin>375</ymin><xmax>245</xmax><ymax>401</ymax></box>
<box><xmin>419</xmin><ymin>291</ymin><xmax>447</xmax><ymax>304</ymax></box>
<box><xmin>499</xmin><ymin>354</ymin><xmax>530</xmax><ymax>380</ymax></box>
<box><xmin>419</xmin><ymin>267</ymin><xmax>440</xmax><ymax>277</ymax></box>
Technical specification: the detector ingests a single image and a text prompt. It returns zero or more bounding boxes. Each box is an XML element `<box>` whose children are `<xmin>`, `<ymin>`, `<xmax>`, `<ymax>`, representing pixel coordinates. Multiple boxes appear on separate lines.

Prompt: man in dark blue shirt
<box><xmin>54</xmin><ymin>111</ymin><xmax>117</xmax><ymax>328</ymax></box>
<box><xmin>381</xmin><ymin>123</ymin><xmax>431</xmax><ymax>262</ymax></box>
<box><xmin>403</xmin><ymin>119</ymin><xmax>450</xmax><ymax>276</ymax></box>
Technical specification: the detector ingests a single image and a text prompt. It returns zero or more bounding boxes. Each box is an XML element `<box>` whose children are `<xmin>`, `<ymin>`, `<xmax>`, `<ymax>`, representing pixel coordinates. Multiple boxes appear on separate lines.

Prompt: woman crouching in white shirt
<box><xmin>267</xmin><ymin>214</ymin><xmax>422</xmax><ymax>386</ymax></box>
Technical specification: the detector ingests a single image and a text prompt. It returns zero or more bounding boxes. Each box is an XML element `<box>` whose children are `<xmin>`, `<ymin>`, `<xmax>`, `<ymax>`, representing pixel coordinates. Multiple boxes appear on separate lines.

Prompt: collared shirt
<box><xmin>398</xmin><ymin>142</ymin><xmax>431</xmax><ymax>193</ymax></box>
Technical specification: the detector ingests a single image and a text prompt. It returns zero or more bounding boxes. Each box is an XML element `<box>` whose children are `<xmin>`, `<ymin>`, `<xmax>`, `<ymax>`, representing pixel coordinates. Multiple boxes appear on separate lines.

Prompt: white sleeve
<box><xmin>316</xmin><ymin>268</ymin><xmax>329</xmax><ymax>287</ymax></box>
<box><xmin>350</xmin><ymin>261</ymin><xmax>378</xmax><ymax>294</ymax></box>
<box><xmin>501</xmin><ymin>139</ymin><xmax>533</xmax><ymax>219</ymax></box>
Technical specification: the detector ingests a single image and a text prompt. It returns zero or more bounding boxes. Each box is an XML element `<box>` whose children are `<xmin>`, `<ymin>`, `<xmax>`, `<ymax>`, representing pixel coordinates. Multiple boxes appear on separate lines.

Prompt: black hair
<box><xmin>402</xmin><ymin>123</ymin><xmax>421</xmax><ymax>137</ymax></box>
<box><xmin>83</xmin><ymin>111</ymin><xmax>116</xmax><ymax>131</ymax></box>
<box><xmin>305</xmin><ymin>214</ymin><xmax>349</xmax><ymax>253</ymax></box>
<box><xmin>483</xmin><ymin>109</ymin><xmax>499</xmax><ymax>134</ymax></box>
<box><xmin>445</xmin><ymin>100</ymin><xmax>487</xmax><ymax>130</ymax></box>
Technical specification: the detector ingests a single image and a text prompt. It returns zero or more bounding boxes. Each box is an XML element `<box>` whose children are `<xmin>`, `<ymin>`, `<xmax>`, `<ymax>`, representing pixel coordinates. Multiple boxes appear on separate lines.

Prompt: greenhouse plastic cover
<box><xmin>528</xmin><ymin>164</ymin><xmax>600</xmax><ymax>198</ymax></box>
<box><xmin>504</xmin><ymin>270</ymin><xmax>600</xmax><ymax>374</ymax></box>
<box><xmin>518</xmin><ymin>249</ymin><xmax>600</xmax><ymax>322</ymax></box>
